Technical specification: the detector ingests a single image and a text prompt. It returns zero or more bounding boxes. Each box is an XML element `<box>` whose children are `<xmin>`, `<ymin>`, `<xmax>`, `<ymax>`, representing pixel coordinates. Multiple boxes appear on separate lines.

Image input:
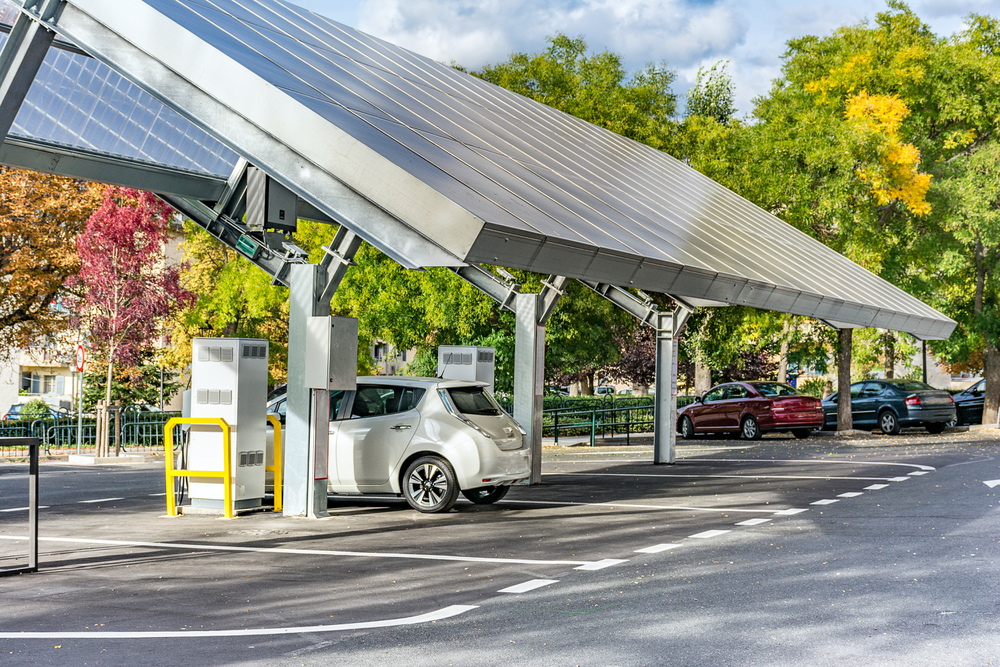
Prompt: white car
<box><xmin>266</xmin><ymin>377</ymin><xmax>528</xmax><ymax>513</ymax></box>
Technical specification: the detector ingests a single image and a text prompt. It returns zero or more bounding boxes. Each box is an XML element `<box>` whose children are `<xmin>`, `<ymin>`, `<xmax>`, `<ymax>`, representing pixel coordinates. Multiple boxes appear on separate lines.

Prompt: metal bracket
<box><xmin>0</xmin><ymin>0</ymin><xmax>64</xmax><ymax>138</ymax></box>
<box><xmin>537</xmin><ymin>275</ymin><xmax>568</xmax><ymax>326</ymax></box>
<box><xmin>451</xmin><ymin>264</ymin><xmax>521</xmax><ymax>313</ymax></box>
<box><xmin>317</xmin><ymin>227</ymin><xmax>362</xmax><ymax>309</ymax></box>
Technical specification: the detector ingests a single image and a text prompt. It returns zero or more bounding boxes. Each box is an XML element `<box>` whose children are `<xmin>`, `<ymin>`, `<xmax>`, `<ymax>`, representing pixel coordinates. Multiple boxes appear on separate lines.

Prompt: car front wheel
<box><xmin>879</xmin><ymin>410</ymin><xmax>900</xmax><ymax>435</ymax></box>
<box><xmin>402</xmin><ymin>456</ymin><xmax>459</xmax><ymax>513</ymax></box>
<box><xmin>741</xmin><ymin>415</ymin><xmax>762</xmax><ymax>440</ymax></box>
<box><xmin>461</xmin><ymin>485</ymin><xmax>510</xmax><ymax>505</ymax></box>
<box><xmin>680</xmin><ymin>416</ymin><xmax>695</xmax><ymax>440</ymax></box>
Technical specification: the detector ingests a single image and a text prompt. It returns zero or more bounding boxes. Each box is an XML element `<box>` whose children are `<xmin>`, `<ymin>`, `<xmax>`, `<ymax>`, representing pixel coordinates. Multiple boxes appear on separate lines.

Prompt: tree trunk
<box><xmin>777</xmin><ymin>314</ymin><xmax>791</xmax><ymax>384</ymax></box>
<box><xmin>694</xmin><ymin>358</ymin><xmax>712</xmax><ymax>395</ymax></box>
<box><xmin>105</xmin><ymin>358</ymin><xmax>114</xmax><ymax>406</ymax></box>
<box><xmin>837</xmin><ymin>328</ymin><xmax>853</xmax><ymax>432</ymax></box>
<box><xmin>581</xmin><ymin>372</ymin><xmax>594</xmax><ymax>396</ymax></box>
<box><xmin>882</xmin><ymin>331</ymin><xmax>895</xmax><ymax>379</ymax></box>
<box><xmin>984</xmin><ymin>342</ymin><xmax>1000</xmax><ymax>426</ymax></box>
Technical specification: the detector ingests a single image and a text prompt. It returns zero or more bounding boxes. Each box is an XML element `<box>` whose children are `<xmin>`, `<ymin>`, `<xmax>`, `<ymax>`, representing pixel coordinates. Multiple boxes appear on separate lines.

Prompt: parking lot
<box><xmin>2</xmin><ymin>429</ymin><xmax>999</xmax><ymax>666</ymax></box>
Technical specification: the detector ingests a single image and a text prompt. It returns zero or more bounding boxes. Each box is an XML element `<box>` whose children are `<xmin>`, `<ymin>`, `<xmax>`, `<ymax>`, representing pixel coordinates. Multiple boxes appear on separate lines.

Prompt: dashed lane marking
<box><xmin>0</xmin><ymin>506</ymin><xmax>49</xmax><ymax>512</ymax></box>
<box><xmin>689</xmin><ymin>530</ymin><xmax>730</xmax><ymax>539</ymax></box>
<box><xmin>908</xmin><ymin>471</ymin><xmax>930</xmax><ymax>476</ymax></box>
<box><xmin>837</xmin><ymin>492</ymin><xmax>863</xmax><ymax>498</ymax></box>
<box><xmin>78</xmin><ymin>497</ymin><xmax>124</xmax><ymax>504</ymax></box>
<box><xmin>865</xmin><ymin>484</ymin><xmax>890</xmax><ymax>490</ymax></box>
<box><xmin>684</xmin><ymin>458</ymin><xmax>936</xmax><ymax>471</ymax></box>
<box><xmin>887</xmin><ymin>477</ymin><xmax>911</xmax><ymax>482</ymax></box>
<box><xmin>0</xmin><ymin>535</ymin><xmax>591</xmax><ymax>568</ymax></box>
<box><xmin>500</xmin><ymin>498</ymin><xmax>793</xmax><ymax>515</ymax></box>
<box><xmin>773</xmin><ymin>508</ymin><xmax>809</xmax><ymax>515</ymax></box>
<box><xmin>735</xmin><ymin>518</ymin><xmax>771</xmax><ymax>526</ymax></box>
<box><xmin>634</xmin><ymin>544</ymin><xmax>682</xmax><ymax>554</ymax></box>
<box><xmin>148</xmin><ymin>493</ymin><xmax>167</xmax><ymax>497</ymax></box>
<box><xmin>811</xmin><ymin>499</ymin><xmax>839</xmax><ymax>505</ymax></box>
<box><xmin>0</xmin><ymin>604</ymin><xmax>479</xmax><ymax>639</ymax></box>
<box><xmin>575</xmin><ymin>559</ymin><xmax>628</xmax><ymax>571</ymax></box>
<box><xmin>544</xmin><ymin>472</ymin><xmax>903</xmax><ymax>482</ymax></box>
<box><xmin>498</xmin><ymin>579</ymin><xmax>559</xmax><ymax>594</ymax></box>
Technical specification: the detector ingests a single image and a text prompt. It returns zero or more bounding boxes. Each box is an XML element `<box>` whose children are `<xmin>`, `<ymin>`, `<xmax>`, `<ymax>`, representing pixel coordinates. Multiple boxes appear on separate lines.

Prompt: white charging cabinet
<box><xmin>188</xmin><ymin>337</ymin><xmax>269</xmax><ymax>511</ymax></box>
<box><xmin>437</xmin><ymin>345</ymin><xmax>496</xmax><ymax>393</ymax></box>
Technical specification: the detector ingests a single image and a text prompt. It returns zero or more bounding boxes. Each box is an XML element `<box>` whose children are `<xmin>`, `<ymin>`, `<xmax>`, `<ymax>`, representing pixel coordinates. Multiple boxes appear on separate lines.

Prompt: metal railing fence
<box><xmin>0</xmin><ymin>407</ymin><xmax>181</xmax><ymax>457</ymax></box>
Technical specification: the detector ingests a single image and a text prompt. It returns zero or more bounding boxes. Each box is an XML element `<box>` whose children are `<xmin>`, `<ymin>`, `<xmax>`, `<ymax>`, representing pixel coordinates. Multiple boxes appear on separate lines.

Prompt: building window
<box><xmin>43</xmin><ymin>375</ymin><xmax>56</xmax><ymax>394</ymax></box>
<box><xmin>21</xmin><ymin>372</ymin><xmax>31</xmax><ymax>393</ymax></box>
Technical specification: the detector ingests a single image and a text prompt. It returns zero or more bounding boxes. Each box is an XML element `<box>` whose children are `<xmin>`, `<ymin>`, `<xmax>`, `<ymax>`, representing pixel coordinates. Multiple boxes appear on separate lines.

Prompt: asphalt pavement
<box><xmin>1</xmin><ymin>429</ymin><xmax>998</xmax><ymax>666</ymax></box>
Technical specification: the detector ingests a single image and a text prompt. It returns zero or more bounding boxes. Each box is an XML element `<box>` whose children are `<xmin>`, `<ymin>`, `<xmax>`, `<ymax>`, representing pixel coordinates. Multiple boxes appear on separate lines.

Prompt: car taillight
<box><xmin>905</xmin><ymin>395</ymin><xmax>920</xmax><ymax>406</ymax></box>
<box><xmin>948</xmin><ymin>395</ymin><xmax>954</xmax><ymax>403</ymax></box>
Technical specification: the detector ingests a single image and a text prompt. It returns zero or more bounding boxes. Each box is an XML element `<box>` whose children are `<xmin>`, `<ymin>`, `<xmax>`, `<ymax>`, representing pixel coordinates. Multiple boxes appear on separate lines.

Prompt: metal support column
<box><xmin>513</xmin><ymin>275</ymin><xmax>567</xmax><ymax>485</ymax></box>
<box><xmin>285</xmin><ymin>264</ymin><xmax>327</xmax><ymax>517</ymax></box>
<box><xmin>653</xmin><ymin>308</ymin><xmax>690</xmax><ymax>464</ymax></box>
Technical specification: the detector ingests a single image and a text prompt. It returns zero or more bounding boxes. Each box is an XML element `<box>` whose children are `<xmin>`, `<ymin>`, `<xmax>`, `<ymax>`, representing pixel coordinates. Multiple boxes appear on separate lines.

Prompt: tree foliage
<box><xmin>684</xmin><ymin>61</ymin><xmax>736</xmax><ymax>125</ymax></box>
<box><xmin>71</xmin><ymin>187</ymin><xmax>192</xmax><ymax>404</ymax></box>
<box><xmin>0</xmin><ymin>168</ymin><xmax>102</xmax><ymax>355</ymax></box>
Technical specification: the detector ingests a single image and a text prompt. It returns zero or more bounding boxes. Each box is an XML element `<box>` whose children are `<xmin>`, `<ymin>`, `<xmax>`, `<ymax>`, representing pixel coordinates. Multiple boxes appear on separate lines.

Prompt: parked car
<box><xmin>266</xmin><ymin>377</ymin><xmax>528</xmax><ymax>513</ymax></box>
<box><xmin>677</xmin><ymin>381</ymin><xmax>825</xmax><ymax>440</ymax></box>
<box><xmin>821</xmin><ymin>379</ymin><xmax>956</xmax><ymax>435</ymax></box>
<box><xmin>948</xmin><ymin>379</ymin><xmax>985</xmax><ymax>427</ymax></box>
<box><xmin>595</xmin><ymin>385</ymin><xmax>615</xmax><ymax>395</ymax></box>
<box><xmin>3</xmin><ymin>403</ymin><xmax>65</xmax><ymax>420</ymax></box>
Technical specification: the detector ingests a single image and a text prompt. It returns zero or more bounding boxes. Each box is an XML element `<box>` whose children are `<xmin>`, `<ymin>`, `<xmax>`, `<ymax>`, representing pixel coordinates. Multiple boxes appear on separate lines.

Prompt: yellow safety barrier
<box><xmin>265</xmin><ymin>414</ymin><xmax>282</xmax><ymax>512</ymax></box>
<box><xmin>164</xmin><ymin>417</ymin><xmax>234</xmax><ymax>520</ymax></box>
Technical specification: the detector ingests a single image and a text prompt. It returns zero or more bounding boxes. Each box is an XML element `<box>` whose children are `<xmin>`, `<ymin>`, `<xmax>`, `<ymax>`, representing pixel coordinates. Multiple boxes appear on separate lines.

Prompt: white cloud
<box><xmin>356</xmin><ymin>0</ymin><xmax>748</xmax><ymax>70</ymax></box>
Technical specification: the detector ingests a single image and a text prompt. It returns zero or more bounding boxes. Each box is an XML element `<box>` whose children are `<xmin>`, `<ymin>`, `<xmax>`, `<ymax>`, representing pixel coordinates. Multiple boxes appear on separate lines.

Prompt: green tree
<box><xmin>684</xmin><ymin>61</ymin><xmax>736</xmax><ymax>125</ymax></box>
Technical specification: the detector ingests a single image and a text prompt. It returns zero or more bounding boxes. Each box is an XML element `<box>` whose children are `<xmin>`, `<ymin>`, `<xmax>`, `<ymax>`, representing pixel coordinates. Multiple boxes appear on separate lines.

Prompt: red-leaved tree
<box><xmin>70</xmin><ymin>187</ymin><xmax>192</xmax><ymax>405</ymax></box>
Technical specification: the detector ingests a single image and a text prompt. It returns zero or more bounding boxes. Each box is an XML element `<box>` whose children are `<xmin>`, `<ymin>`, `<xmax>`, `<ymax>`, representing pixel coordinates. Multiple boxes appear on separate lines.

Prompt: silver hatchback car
<box><xmin>267</xmin><ymin>377</ymin><xmax>528</xmax><ymax>512</ymax></box>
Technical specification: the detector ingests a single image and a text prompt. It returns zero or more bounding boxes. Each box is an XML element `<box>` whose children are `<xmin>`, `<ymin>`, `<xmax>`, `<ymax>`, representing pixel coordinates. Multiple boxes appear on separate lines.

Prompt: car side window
<box><xmin>704</xmin><ymin>387</ymin><xmax>726</xmax><ymax>402</ymax></box>
<box><xmin>330</xmin><ymin>390</ymin><xmax>345</xmax><ymax>420</ymax></box>
<box><xmin>726</xmin><ymin>385</ymin><xmax>749</xmax><ymax>399</ymax></box>
<box><xmin>850</xmin><ymin>383</ymin><xmax>865</xmax><ymax>398</ymax></box>
<box><xmin>860</xmin><ymin>383</ymin><xmax>885</xmax><ymax>398</ymax></box>
<box><xmin>351</xmin><ymin>386</ymin><xmax>425</xmax><ymax>418</ymax></box>
<box><xmin>270</xmin><ymin>399</ymin><xmax>286</xmax><ymax>423</ymax></box>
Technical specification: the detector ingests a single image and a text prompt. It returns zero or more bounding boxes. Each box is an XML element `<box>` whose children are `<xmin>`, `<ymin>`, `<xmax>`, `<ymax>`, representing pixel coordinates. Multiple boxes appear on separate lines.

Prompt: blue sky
<box><xmin>291</xmin><ymin>0</ymin><xmax>993</xmax><ymax>118</ymax></box>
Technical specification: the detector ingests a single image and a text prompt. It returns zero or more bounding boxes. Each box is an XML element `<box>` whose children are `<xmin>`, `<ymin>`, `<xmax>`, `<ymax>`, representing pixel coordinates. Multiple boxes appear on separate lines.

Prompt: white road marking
<box><xmin>908</xmin><ymin>471</ymin><xmax>930</xmax><ymax>476</ymax></box>
<box><xmin>0</xmin><ymin>604</ymin><xmax>478</xmax><ymax>639</ymax></box>
<box><xmin>500</xmin><ymin>498</ymin><xmax>783</xmax><ymax>514</ymax></box>
<box><xmin>887</xmin><ymin>477</ymin><xmax>911</xmax><ymax>482</ymax></box>
<box><xmin>148</xmin><ymin>493</ymin><xmax>167</xmax><ymax>497</ymax></box>
<box><xmin>735</xmin><ymin>518</ymin><xmax>771</xmax><ymax>526</ymax></box>
<box><xmin>498</xmin><ymin>579</ymin><xmax>558</xmax><ymax>594</ymax></box>
<box><xmin>773</xmin><ymin>508</ymin><xmax>809</xmax><ymax>515</ymax></box>
<box><xmin>685</xmin><ymin>458</ymin><xmax>936</xmax><ymax>471</ymax></box>
<box><xmin>811</xmin><ymin>499</ymin><xmax>839</xmax><ymax>505</ymax></box>
<box><xmin>634</xmin><ymin>544</ymin><xmax>682</xmax><ymax>554</ymax></box>
<box><xmin>78</xmin><ymin>497</ymin><xmax>124</xmax><ymax>504</ymax></box>
<box><xmin>983</xmin><ymin>479</ymin><xmax>1000</xmax><ymax>489</ymax></box>
<box><xmin>837</xmin><ymin>492</ymin><xmax>863</xmax><ymax>498</ymax></box>
<box><xmin>545</xmin><ymin>472</ymin><xmax>900</xmax><ymax>482</ymax></box>
<box><xmin>575</xmin><ymin>559</ymin><xmax>628</xmax><ymax>571</ymax></box>
<box><xmin>0</xmin><ymin>536</ymin><xmax>590</xmax><ymax>568</ymax></box>
<box><xmin>864</xmin><ymin>484</ymin><xmax>890</xmax><ymax>490</ymax></box>
<box><xmin>689</xmin><ymin>530</ymin><xmax>730</xmax><ymax>539</ymax></box>
<box><xmin>0</xmin><ymin>506</ymin><xmax>49</xmax><ymax>512</ymax></box>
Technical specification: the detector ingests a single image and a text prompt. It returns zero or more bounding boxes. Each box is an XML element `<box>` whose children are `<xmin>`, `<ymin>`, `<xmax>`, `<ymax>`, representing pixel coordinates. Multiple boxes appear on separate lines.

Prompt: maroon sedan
<box><xmin>677</xmin><ymin>382</ymin><xmax>825</xmax><ymax>440</ymax></box>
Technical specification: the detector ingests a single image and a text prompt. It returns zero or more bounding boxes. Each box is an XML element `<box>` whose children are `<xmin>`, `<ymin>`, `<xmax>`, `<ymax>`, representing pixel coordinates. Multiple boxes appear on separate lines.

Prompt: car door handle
<box><xmin>390</xmin><ymin>424</ymin><xmax>412</xmax><ymax>431</ymax></box>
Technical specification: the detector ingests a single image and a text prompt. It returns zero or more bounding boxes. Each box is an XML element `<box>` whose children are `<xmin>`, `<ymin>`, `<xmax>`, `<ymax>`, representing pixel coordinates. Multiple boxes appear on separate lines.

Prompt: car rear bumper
<box><xmin>902</xmin><ymin>406</ymin><xmax>956</xmax><ymax>425</ymax></box>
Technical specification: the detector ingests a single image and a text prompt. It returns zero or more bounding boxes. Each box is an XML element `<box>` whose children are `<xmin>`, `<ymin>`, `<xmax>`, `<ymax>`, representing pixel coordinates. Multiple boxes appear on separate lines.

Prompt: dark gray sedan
<box><xmin>948</xmin><ymin>379</ymin><xmax>985</xmax><ymax>427</ymax></box>
<box><xmin>822</xmin><ymin>379</ymin><xmax>956</xmax><ymax>435</ymax></box>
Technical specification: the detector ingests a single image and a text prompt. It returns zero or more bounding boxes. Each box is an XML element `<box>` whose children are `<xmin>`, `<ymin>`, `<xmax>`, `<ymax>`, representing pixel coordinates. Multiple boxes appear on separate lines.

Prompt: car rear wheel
<box><xmin>792</xmin><ymin>429</ymin><xmax>812</xmax><ymax>439</ymax></box>
<box><xmin>945</xmin><ymin>417</ymin><xmax>958</xmax><ymax>428</ymax></box>
<box><xmin>925</xmin><ymin>422</ymin><xmax>946</xmax><ymax>434</ymax></box>
<box><xmin>402</xmin><ymin>456</ymin><xmax>459</xmax><ymax>513</ymax></box>
<box><xmin>461</xmin><ymin>485</ymin><xmax>510</xmax><ymax>505</ymax></box>
<box><xmin>680</xmin><ymin>416</ymin><xmax>695</xmax><ymax>440</ymax></box>
<box><xmin>878</xmin><ymin>410</ymin><xmax>900</xmax><ymax>435</ymax></box>
<box><xmin>741</xmin><ymin>415</ymin><xmax>762</xmax><ymax>440</ymax></box>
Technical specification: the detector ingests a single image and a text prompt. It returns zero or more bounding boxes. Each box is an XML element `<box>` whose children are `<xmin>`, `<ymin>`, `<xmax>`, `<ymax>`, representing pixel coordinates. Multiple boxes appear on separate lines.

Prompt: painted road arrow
<box><xmin>983</xmin><ymin>479</ymin><xmax>1000</xmax><ymax>488</ymax></box>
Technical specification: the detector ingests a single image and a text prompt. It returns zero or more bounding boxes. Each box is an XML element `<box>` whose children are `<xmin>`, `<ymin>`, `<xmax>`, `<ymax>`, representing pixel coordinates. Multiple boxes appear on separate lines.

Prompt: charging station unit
<box><xmin>188</xmin><ymin>337</ymin><xmax>269</xmax><ymax>512</ymax></box>
<box><xmin>437</xmin><ymin>346</ymin><xmax>496</xmax><ymax>393</ymax></box>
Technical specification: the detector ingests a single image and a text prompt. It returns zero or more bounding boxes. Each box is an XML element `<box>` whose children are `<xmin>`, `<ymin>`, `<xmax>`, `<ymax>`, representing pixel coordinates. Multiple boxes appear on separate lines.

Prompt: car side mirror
<box><xmin>696</xmin><ymin>394</ymin><xmax>704</xmax><ymax>403</ymax></box>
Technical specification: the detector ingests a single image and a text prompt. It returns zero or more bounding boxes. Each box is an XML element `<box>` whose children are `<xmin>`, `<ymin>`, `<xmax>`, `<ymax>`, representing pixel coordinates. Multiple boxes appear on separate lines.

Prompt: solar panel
<box><xmin>2</xmin><ymin>0</ymin><xmax>955</xmax><ymax>338</ymax></box>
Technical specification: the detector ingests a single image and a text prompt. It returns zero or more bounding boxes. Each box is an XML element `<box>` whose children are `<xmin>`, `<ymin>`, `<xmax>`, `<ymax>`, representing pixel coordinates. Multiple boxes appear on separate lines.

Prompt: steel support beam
<box><xmin>653</xmin><ymin>307</ymin><xmax>691</xmax><ymax>464</ymax></box>
<box><xmin>450</xmin><ymin>264</ymin><xmax>520</xmax><ymax>313</ymax></box>
<box><xmin>578</xmin><ymin>280</ymin><xmax>660</xmax><ymax>328</ymax></box>
<box><xmin>318</xmin><ymin>226</ymin><xmax>362</xmax><ymax>308</ymax></box>
<box><xmin>512</xmin><ymin>275</ymin><xmax>566</xmax><ymax>485</ymax></box>
<box><xmin>0</xmin><ymin>1</ymin><xmax>62</xmax><ymax>140</ymax></box>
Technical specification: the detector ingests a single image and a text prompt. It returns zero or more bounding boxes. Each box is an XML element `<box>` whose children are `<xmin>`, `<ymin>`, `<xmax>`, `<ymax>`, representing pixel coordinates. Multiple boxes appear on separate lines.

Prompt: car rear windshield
<box><xmin>448</xmin><ymin>387</ymin><xmax>501</xmax><ymax>416</ymax></box>
<box><xmin>751</xmin><ymin>383</ymin><xmax>803</xmax><ymax>397</ymax></box>
<box><xmin>886</xmin><ymin>380</ymin><xmax>935</xmax><ymax>392</ymax></box>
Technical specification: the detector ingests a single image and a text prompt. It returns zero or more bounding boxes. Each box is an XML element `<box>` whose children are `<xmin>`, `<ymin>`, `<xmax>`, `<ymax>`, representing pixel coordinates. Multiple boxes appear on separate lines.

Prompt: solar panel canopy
<box><xmin>6</xmin><ymin>0</ymin><xmax>955</xmax><ymax>339</ymax></box>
